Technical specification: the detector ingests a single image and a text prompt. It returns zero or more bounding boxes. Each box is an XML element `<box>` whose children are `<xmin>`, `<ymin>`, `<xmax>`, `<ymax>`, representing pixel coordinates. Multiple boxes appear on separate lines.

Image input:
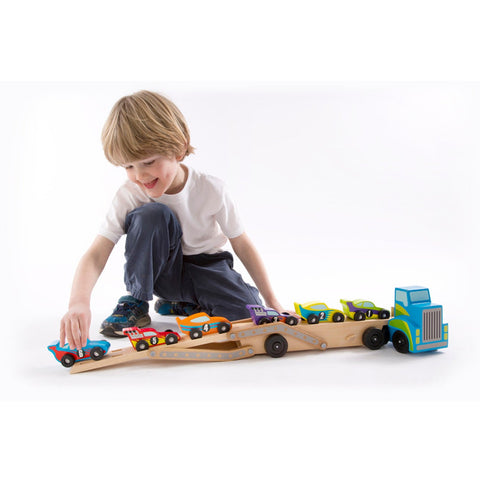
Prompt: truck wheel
<box><xmin>354</xmin><ymin>311</ymin><xmax>366</xmax><ymax>321</ymax></box>
<box><xmin>90</xmin><ymin>346</ymin><xmax>105</xmax><ymax>361</ymax></box>
<box><xmin>217</xmin><ymin>322</ymin><xmax>231</xmax><ymax>333</ymax></box>
<box><xmin>332</xmin><ymin>312</ymin><xmax>344</xmax><ymax>323</ymax></box>
<box><xmin>165</xmin><ymin>333</ymin><xmax>178</xmax><ymax>345</ymax></box>
<box><xmin>61</xmin><ymin>354</ymin><xmax>75</xmax><ymax>368</ymax></box>
<box><xmin>136</xmin><ymin>340</ymin><xmax>149</xmax><ymax>351</ymax></box>
<box><xmin>264</xmin><ymin>334</ymin><xmax>288</xmax><ymax>358</ymax></box>
<box><xmin>190</xmin><ymin>329</ymin><xmax>203</xmax><ymax>340</ymax></box>
<box><xmin>307</xmin><ymin>314</ymin><xmax>319</xmax><ymax>324</ymax></box>
<box><xmin>379</xmin><ymin>309</ymin><xmax>390</xmax><ymax>319</ymax></box>
<box><xmin>392</xmin><ymin>331</ymin><xmax>410</xmax><ymax>353</ymax></box>
<box><xmin>362</xmin><ymin>327</ymin><xmax>384</xmax><ymax>350</ymax></box>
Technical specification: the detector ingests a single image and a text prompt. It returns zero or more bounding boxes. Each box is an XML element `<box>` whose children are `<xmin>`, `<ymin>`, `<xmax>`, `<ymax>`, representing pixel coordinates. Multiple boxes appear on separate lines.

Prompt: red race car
<box><xmin>122</xmin><ymin>327</ymin><xmax>180</xmax><ymax>351</ymax></box>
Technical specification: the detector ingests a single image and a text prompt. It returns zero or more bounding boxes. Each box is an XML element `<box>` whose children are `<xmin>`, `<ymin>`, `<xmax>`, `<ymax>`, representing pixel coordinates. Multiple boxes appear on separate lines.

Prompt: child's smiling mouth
<box><xmin>143</xmin><ymin>179</ymin><xmax>158</xmax><ymax>189</ymax></box>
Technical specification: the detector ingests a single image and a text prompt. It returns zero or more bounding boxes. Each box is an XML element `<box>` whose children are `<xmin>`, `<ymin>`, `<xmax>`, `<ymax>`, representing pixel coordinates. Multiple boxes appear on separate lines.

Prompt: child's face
<box><xmin>124</xmin><ymin>153</ymin><xmax>184</xmax><ymax>197</ymax></box>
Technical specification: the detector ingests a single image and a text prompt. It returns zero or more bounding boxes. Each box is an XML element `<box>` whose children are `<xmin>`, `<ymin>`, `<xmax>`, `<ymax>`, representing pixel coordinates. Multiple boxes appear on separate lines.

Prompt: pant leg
<box><xmin>124</xmin><ymin>203</ymin><xmax>186</xmax><ymax>302</ymax></box>
<box><xmin>184</xmin><ymin>251</ymin><xmax>263</xmax><ymax>320</ymax></box>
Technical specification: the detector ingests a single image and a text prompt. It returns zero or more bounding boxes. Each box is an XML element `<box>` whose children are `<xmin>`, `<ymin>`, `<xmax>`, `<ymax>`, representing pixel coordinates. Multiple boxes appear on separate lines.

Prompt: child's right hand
<box><xmin>60</xmin><ymin>303</ymin><xmax>91</xmax><ymax>350</ymax></box>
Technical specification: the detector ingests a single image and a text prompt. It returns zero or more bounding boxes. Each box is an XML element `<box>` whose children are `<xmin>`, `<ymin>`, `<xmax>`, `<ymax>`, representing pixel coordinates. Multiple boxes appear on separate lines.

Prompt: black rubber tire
<box><xmin>90</xmin><ymin>346</ymin><xmax>105</xmax><ymax>361</ymax></box>
<box><xmin>264</xmin><ymin>334</ymin><xmax>288</xmax><ymax>358</ymax></box>
<box><xmin>362</xmin><ymin>327</ymin><xmax>384</xmax><ymax>350</ymax></box>
<box><xmin>392</xmin><ymin>331</ymin><xmax>410</xmax><ymax>354</ymax></box>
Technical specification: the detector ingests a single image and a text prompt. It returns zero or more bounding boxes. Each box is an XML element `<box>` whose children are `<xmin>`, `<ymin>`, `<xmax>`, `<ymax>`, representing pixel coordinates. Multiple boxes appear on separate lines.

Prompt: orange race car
<box><xmin>176</xmin><ymin>312</ymin><xmax>232</xmax><ymax>340</ymax></box>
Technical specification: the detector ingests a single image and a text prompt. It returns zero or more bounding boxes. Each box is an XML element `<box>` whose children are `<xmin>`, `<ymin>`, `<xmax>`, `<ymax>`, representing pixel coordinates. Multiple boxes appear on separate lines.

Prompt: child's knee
<box><xmin>125</xmin><ymin>203</ymin><xmax>180</xmax><ymax>235</ymax></box>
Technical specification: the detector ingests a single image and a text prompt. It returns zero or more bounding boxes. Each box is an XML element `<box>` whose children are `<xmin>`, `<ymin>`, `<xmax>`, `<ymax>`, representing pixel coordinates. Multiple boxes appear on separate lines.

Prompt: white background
<box><xmin>1</xmin><ymin>1</ymin><xmax>480</xmax><ymax>479</ymax></box>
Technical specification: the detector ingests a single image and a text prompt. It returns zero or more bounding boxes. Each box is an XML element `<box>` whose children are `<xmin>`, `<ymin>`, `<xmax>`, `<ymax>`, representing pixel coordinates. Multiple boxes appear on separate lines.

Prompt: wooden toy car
<box><xmin>294</xmin><ymin>301</ymin><xmax>345</xmax><ymax>323</ymax></box>
<box><xmin>246</xmin><ymin>304</ymin><xmax>300</xmax><ymax>326</ymax></box>
<box><xmin>340</xmin><ymin>299</ymin><xmax>390</xmax><ymax>321</ymax></box>
<box><xmin>176</xmin><ymin>312</ymin><xmax>232</xmax><ymax>339</ymax></box>
<box><xmin>122</xmin><ymin>327</ymin><xmax>180</xmax><ymax>351</ymax></box>
<box><xmin>48</xmin><ymin>339</ymin><xmax>111</xmax><ymax>368</ymax></box>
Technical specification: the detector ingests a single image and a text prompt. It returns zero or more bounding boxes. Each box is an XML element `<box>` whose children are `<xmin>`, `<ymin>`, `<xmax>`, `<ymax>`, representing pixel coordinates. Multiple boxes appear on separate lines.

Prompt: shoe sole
<box><xmin>99</xmin><ymin>314</ymin><xmax>151</xmax><ymax>338</ymax></box>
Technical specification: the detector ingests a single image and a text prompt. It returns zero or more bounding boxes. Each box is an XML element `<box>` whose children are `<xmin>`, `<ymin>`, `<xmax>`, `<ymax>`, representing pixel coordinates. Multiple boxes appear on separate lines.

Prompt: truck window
<box><xmin>395</xmin><ymin>290</ymin><xmax>408</xmax><ymax>307</ymax></box>
<box><xmin>410</xmin><ymin>289</ymin><xmax>430</xmax><ymax>303</ymax></box>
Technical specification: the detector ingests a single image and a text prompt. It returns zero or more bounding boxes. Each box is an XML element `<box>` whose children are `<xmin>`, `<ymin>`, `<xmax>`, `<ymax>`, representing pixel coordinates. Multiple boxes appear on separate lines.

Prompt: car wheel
<box><xmin>90</xmin><ymin>346</ymin><xmax>105</xmax><ymax>361</ymax></box>
<box><xmin>165</xmin><ymin>333</ymin><xmax>178</xmax><ymax>345</ymax></box>
<box><xmin>332</xmin><ymin>312</ymin><xmax>344</xmax><ymax>323</ymax></box>
<box><xmin>264</xmin><ymin>334</ymin><xmax>288</xmax><ymax>358</ymax></box>
<box><xmin>285</xmin><ymin>316</ymin><xmax>298</xmax><ymax>326</ymax></box>
<box><xmin>190</xmin><ymin>329</ymin><xmax>202</xmax><ymax>340</ymax></box>
<box><xmin>362</xmin><ymin>327</ymin><xmax>384</xmax><ymax>350</ymax></box>
<box><xmin>354</xmin><ymin>311</ymin><xmax>366</xmax><ymax>321</ymax></box>
<box><xmin>379</xmin><ymin>309</ymin><xmax>390</xmax><ymax>319</ymax></box>
<box><xmin>136</xmin><ymin>340</ymin><xmax>149</xmax><ymax>351</ymax></box>
<box><xmin>392</xmin><ymin>331</ymin><xmax>410</xmax><ymax>353</ymax></box>
<box><xmin>61</xmin><ymin>354</ymin><xmax>76</xmax><ymax>368</ymax></box>
<box><xmin>307</xmin><ymin>314</ymin><xmax>319</xmax><ymax>324</ymax></box>
<box><xmin>217</xmin><ymin>322</ymin><xmax>231</xmax><ymax>333</ymax></box>
<box><xmin>258</xmin><ymin>318</ymin><xmax>271</xmax><ymax>325</ymax></box>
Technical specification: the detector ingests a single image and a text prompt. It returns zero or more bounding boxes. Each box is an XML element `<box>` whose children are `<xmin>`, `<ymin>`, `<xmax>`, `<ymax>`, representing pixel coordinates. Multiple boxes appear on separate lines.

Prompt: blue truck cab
<box><xmin>388</xmin><ymin>286</ymin><xmax>448</xmax><ymax>353</ymax></box>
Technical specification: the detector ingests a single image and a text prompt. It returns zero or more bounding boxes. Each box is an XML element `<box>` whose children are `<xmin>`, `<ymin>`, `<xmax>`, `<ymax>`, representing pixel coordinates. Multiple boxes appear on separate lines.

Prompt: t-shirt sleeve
<box><xmin>98</xmin><ymin>182</ymin><xmax>149</xmax><ymax>244</ymax></box>
<box><xmin>214</xmin><ymin>182</ymin><xmax>245</xmax><ymax>239</ymax></box>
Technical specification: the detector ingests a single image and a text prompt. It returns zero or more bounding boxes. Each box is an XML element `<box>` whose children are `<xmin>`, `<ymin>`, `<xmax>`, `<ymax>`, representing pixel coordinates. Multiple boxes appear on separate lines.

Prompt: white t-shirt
<box><xmin>98</xmin><ymin>166</ymin><xmax>244</xmax><ymax>255</ymax></box>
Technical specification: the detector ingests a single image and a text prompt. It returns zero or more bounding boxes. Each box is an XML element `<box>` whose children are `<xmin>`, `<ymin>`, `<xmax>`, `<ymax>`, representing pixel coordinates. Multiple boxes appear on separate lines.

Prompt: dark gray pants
<box><xmin>124</xmin><ymin>203</ymin><xmax>262</xmax><ymax>320</ymax></box>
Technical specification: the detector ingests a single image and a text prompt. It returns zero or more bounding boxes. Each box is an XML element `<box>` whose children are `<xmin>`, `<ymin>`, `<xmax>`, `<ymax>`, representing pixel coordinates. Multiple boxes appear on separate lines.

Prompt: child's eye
<box><xmin>125</xmin><ymin>165</ymin><xmax>133</xmax><ymax>170</ymax></box>
<box><xmin>143</xmin><ymin>160</ymin><xmax>155</xmax><ymax>166</ymax></box>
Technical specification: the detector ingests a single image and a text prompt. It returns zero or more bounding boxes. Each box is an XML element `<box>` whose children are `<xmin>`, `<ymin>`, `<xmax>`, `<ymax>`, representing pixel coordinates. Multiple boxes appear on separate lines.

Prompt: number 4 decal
<box><xmin>203</xmin><ymin>324</ymin><xmax>210</xmax><ymax>332</ymax></box>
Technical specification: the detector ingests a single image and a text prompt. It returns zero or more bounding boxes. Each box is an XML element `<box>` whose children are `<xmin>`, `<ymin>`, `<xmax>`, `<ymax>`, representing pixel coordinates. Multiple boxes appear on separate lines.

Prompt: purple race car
<box><xmin>339</xmin><ymin>299</ymin><xmax>390</xmax><ymax>321</ymax></box>
<box><xmin>246</xmin><ymin>304</ymin><xmax>300</xmax><ymax>326</ymax></box>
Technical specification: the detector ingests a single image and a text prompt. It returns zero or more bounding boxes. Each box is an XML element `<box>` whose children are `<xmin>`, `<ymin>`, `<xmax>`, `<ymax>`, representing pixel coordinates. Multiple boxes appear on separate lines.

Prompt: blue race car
<box><xmin>48</xmin><ymin>339</ymin><xmax>111</xmax><ymax>368</ymax></box>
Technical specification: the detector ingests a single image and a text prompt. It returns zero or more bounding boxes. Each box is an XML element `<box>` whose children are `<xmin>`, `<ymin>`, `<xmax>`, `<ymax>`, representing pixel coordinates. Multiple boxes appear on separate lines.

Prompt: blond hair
<box><xmin>101</xmin><ymin>90</ymin><xmax>194</xmax><ymax>165</ymax></box>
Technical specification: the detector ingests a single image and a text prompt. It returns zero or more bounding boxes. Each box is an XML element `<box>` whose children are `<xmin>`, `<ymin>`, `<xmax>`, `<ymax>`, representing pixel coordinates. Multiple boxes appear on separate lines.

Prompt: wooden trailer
<box><xmin>70</xmin><ymin>317</ymin><xmax>390</xmax><ymax>374</ymax></box>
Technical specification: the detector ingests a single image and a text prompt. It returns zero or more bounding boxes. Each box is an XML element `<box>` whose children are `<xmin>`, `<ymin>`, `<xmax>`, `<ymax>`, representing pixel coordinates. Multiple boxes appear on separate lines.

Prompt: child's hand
<box><xmin>60</xmin><ymin>303</ymin><xmax>91</xmax><ymax>350</ymax></box>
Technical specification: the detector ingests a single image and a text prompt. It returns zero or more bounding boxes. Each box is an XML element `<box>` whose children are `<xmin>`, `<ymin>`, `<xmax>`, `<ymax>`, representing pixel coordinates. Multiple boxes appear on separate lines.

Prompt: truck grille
<box><xmin>422</xmin><ymin>308</ymin><xmax>442</xmax><ymax>342</ymax></box>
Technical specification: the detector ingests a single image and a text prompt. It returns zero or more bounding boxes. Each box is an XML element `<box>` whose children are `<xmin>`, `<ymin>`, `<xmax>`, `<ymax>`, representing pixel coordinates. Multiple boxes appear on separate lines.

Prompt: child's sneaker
<box><xmin>100</xmin><ymin>295</ymin><xmax>151</xmax><ymax>337</ymax></box>
<box><xmin>154</xmin><ymin>299</ymin><xmax>201</xmax><ymax>317</ymax></box>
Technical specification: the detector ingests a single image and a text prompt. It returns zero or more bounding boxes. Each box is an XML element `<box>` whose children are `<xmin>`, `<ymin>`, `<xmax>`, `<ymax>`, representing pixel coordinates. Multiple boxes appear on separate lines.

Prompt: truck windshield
<box><xmin>409</xmin><ymin>290</ymin><xmax>430</xmax><ymax>303</ymax></box>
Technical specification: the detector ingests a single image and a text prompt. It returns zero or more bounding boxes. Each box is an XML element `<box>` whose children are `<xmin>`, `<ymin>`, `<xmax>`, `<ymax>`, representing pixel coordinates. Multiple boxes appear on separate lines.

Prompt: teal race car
<box><xmin>294</xmin><ymin>301</ymin><xmax>345</xmax><ymax>324</ymax></box>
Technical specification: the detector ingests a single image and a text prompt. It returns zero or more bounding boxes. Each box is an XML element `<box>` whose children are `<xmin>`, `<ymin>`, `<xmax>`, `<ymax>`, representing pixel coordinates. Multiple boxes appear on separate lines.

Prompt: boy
<box><xmin>60</xmin><ymin>90</ymin><xmax>284</xmax><ymax>349</ymax></box>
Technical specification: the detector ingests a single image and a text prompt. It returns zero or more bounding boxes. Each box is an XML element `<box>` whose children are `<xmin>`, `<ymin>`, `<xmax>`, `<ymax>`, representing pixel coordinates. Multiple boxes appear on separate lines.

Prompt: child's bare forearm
<box><xmin>69</xmin><ymin>236</ymin><xmax>114</xmax><ymax>305</ymax></box>
<box><xmin>230</xmin><ymin>233</ymin><xmax>282</xmax><ymax>310</ymax></box>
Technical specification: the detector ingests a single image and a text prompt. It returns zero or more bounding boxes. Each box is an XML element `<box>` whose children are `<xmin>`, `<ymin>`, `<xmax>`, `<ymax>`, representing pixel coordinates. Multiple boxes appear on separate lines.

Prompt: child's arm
<box><xmin>60</xmin><ymin>235</ymin><xmax>115</xmax><ymax>350</ymax></box>
<box><xmin>229</xmin><ymin>232</ymin><xmax>283</xmax><ymax>312</ymax></box>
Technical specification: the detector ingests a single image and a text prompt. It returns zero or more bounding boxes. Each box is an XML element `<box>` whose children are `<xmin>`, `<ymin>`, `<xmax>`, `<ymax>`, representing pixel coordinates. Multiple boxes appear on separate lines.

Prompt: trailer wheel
<box><xmin>382</xmin><ymin>326</ymin><xmax>390</xmax><ymax>344</ymax></box>
<box><xmin>392</xmin><ymin>331</ymin><xmax>410</xmax><ymax>353</ymax></box>
<box><xmin>307</xmin><ymin>314</ymin><xmax>319</xmax><ymax>324</ymax></box>
<box><xmin>90</xmin><ymin>346</ymin><xmax>105</xmax><ymax>360</ymax></box>
<box><xmin>264</xmin><ymin>334</ymin><xmax>288</xmax><ymax>358</ymax></box>
<box><xmin>61</xmin><ymin>354</ymin><xmax>75</xmax><ymax>368</ymax></box>
<box><xmin>362</xmin><ymin>327</ymin><xmax>384</xmax><ymax>350</ymax></box>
